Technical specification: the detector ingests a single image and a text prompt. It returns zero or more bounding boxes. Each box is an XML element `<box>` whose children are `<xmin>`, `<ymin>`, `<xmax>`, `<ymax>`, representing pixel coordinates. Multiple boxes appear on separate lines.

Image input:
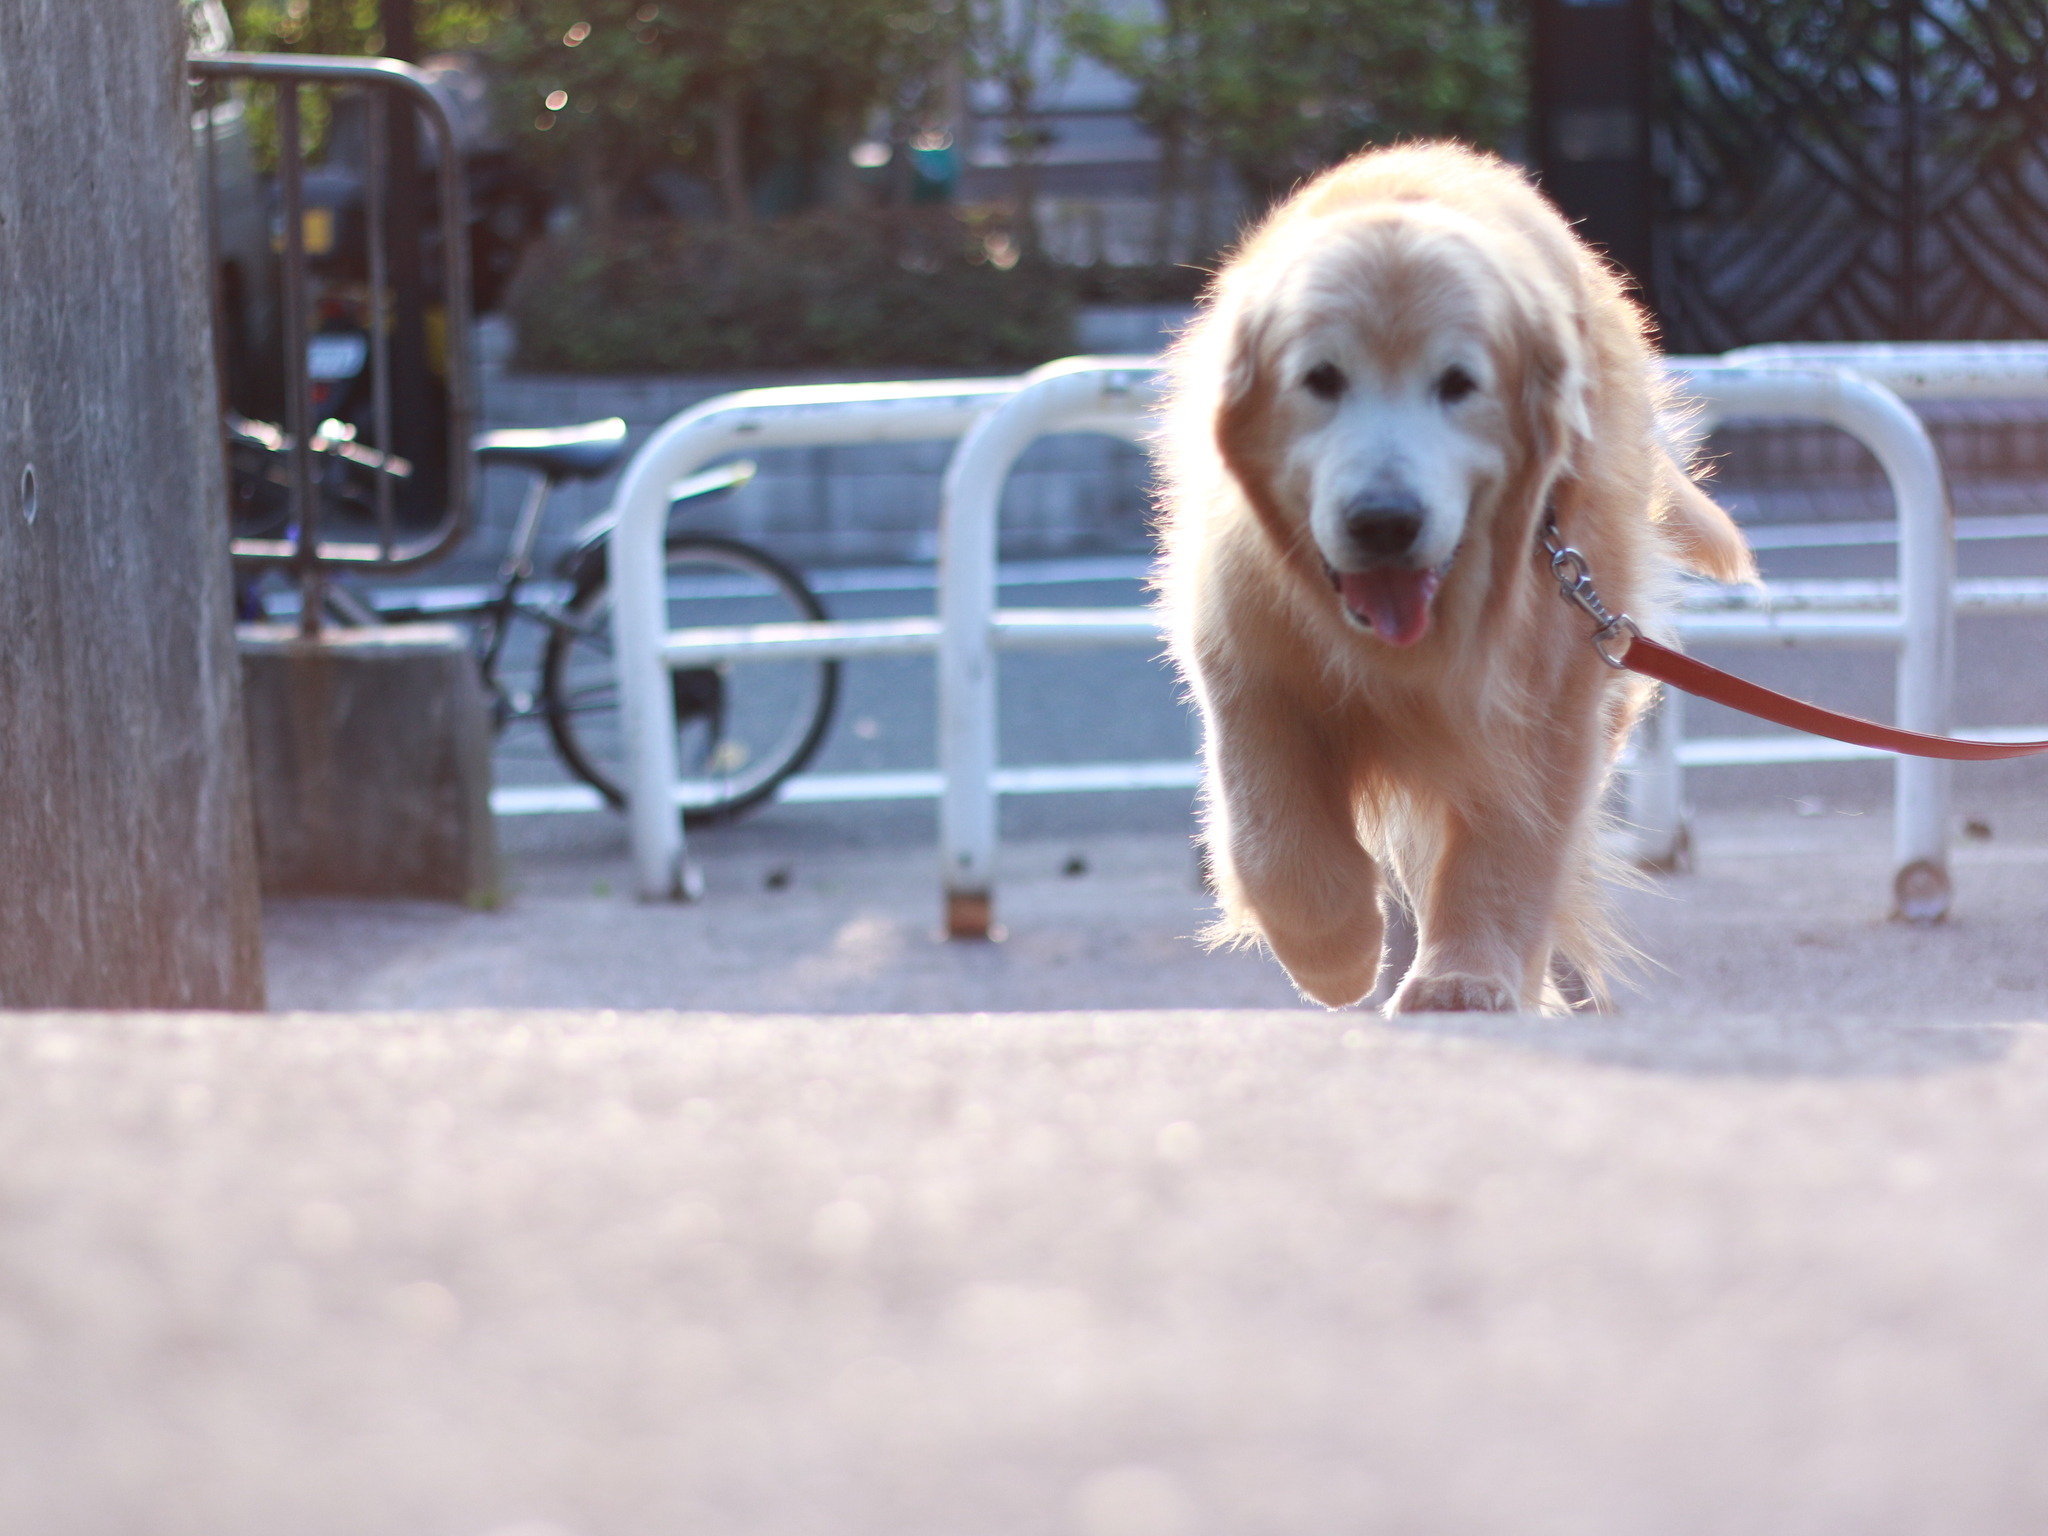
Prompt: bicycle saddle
<box><xmin>473</xmin><ymin>417</ymin><xmax>628</xmax><ymax>480</ymax></box>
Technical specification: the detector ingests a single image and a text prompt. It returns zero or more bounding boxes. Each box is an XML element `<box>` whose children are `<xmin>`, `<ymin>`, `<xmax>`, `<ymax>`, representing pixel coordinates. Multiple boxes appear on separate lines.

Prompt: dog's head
<box><xmin>1213</xmin><ymin>202</ymin><xmax>1589</xmax><ymax>647</ymax></box>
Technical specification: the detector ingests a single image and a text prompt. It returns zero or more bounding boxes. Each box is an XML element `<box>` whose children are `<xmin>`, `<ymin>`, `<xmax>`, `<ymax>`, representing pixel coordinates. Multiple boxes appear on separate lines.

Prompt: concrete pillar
<box><xmin>0</xmin><ymin>0</ymin><xmax>264</xmax><ymax>1007</ymax></box>
<box><xmin>239</xmin><ymin>625</ymin><xmax>501</xmax><ymax>905</ymax></box>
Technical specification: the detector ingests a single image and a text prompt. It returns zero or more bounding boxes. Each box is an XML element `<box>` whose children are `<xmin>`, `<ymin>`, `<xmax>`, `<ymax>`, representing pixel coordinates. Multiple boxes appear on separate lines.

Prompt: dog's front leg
<box><xmin>1390</xmin><ymin>799</ymin><xmax>1575</xmax><ymax>1013</ymax></box>
<box><xmin>1204</xmin><ymin>695</ymin><xmax>1384</xmax><ymax>1008</ymax></box>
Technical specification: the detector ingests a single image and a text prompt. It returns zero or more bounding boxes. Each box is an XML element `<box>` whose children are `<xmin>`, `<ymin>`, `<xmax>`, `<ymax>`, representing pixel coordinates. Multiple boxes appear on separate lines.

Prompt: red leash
<box><xmin>1620</xmin><ymin>633</ymin><xmax>2048</xmax><ymax>761</ymax></box>
<box><xmin>1542</xmin><ymin>519</ymin><xmax>2048</xmax><ymax>762</ymax></box>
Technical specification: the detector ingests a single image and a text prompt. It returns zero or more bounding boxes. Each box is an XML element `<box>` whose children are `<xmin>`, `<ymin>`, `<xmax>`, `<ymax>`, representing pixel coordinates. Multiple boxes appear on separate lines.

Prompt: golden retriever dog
<box><xmin>1156</xmin><ymin>142</ymin><xmax>1753</xmax><ymax>1012</ymax></box>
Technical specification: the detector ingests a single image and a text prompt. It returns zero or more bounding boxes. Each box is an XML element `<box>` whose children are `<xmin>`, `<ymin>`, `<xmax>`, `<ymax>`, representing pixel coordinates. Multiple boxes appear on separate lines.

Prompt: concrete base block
<box><xmin>239</xmin><ymin>624</ymin><xmax>500</xmax><ymax>904</ymax></box>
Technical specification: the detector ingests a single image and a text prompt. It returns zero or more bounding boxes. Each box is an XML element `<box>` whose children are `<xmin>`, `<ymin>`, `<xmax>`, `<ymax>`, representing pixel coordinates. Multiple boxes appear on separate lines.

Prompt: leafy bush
<box><xmin>485</xmin><ymin>0</ymin><xmax>965</xmax><ymax>227</ymax></box>
<box><xmin>1065</xmin><ymin>0</ymin><xmax>1524</xmax><ymax>210</ymax></box>
<box><xmin>506</xmin><ymin>207</ymin><xmax>1075</xmax><ymax>373</ymax></box>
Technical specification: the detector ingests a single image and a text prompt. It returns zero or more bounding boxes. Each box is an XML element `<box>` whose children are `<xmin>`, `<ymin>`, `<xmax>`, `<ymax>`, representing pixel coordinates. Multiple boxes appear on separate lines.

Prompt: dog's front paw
<box><xmin>1287</xmin><ymin>961</ymin><xmax>1379</xmax><ymax>1011</ymax></box>
<box><xmin>1390</xmin><ymin>972</ymin><xmax>1520</xmax><ymax>1014</ymax></box>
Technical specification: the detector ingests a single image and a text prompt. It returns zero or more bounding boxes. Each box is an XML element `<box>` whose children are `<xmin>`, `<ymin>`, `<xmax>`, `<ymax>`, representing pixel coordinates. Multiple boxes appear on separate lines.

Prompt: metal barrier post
<box><xmin>1626</xmin><ymin>687</ymin><xmax>1688</xmax><ymax>869</ymax></box>
<box><xmin>272</xmin><ymin>78</ymin><xmax>319</xmax><ymax>634</ymax></box>
<box><xmin>1698</xmin><ymin>341</ymin><xmax>2048</xmax><ymax>913</ymax></box>
<box><xmin>1671</xmin><ymin>364</ymin><xmax>1955</xmax><ymax>917</ymax></box>
<box><xmin>935</xmin><ymin>359</ymin><xmax>1160</xmax><ymax>936</ymax></box>
<box><xmin>932</xmin><ymin>360</ymin><xmax>1952</xmax><ymax>929</ymax></box>
<box><xmin>607</xmin><ymin>379</ymin><xmax>1022</xmax><ymax>899</ymax></box>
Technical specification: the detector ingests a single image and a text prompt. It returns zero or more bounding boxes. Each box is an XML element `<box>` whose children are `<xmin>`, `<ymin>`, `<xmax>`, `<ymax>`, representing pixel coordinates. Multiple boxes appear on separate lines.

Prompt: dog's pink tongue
<box><xmin>1340</xmin><ymin>568</ymin><xmax>1439</xmax><ymax>646</ymax></box>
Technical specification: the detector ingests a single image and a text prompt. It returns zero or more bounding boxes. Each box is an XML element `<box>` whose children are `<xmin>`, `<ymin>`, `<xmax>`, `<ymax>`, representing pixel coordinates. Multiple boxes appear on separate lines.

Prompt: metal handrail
<box><xmin>189</xmin><ymin>53</ymin><xmax>474</xmax><ymax>625</ymax></box>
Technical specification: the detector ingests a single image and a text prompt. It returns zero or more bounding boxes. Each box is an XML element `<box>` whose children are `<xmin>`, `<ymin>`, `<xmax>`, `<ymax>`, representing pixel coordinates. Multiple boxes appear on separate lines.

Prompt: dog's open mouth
<box><xmin>1326</xmin><ymin>563</ymin><xmax>1441</xmax><ymax>647</ymax></box>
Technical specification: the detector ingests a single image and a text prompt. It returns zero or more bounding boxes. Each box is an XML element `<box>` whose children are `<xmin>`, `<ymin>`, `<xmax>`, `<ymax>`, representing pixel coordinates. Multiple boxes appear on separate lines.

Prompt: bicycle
<box><xmin>233</xmin><ymin>416</ymin><xmax>840</xmax><ymax>826</ymax></box>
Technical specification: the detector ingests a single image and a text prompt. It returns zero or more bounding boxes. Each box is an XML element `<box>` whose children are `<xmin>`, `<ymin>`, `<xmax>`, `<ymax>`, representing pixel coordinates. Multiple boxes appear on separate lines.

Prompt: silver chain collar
<box><xmin>1540</xmin><ymin>511</ymin><xmax>1640</xmax><ymax>669</ymax></box>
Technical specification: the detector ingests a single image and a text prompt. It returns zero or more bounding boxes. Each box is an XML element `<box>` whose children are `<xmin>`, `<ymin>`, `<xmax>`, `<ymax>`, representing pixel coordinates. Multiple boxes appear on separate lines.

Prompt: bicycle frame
<box><xmin>322</xmin><ymin>455</ymin><xmax>759</xmax><ymax>721</ymax></box>
<box><xmin>346</xmin><ymin>473</ymin><xmax>591</xmax><ymax>724</ymax></box>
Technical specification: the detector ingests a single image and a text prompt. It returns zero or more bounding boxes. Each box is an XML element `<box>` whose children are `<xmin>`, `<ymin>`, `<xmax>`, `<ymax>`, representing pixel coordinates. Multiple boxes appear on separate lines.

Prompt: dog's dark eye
<box><xmin>1303</xmin><ymin>362</ymin><xmax>1346</xmax><ymax>400</ymax></box>
<box><xmin>1435</xmin><ymin>365</ymin><xmax>1479</xmax><ymax>405</ymax></box>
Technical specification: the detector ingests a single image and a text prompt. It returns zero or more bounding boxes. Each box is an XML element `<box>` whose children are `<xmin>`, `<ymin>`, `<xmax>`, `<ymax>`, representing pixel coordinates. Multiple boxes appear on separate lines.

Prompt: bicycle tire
<box><xmin>541</xmin><ymin>533</ymin><xmax>840</xmax><ymax>827</ymax></box>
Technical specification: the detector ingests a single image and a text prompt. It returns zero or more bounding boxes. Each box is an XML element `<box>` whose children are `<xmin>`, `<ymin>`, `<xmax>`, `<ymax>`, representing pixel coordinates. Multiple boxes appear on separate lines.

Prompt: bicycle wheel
<box><xmin>542</xmin><ymin>534</ymin><xmax>839</xmax><ymax>826</ymax></box>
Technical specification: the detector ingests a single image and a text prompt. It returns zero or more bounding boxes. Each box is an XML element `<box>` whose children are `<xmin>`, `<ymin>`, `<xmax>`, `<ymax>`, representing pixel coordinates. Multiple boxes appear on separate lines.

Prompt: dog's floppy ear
<box><xmin>1211</xmin><ymin>300</ymin><xmax>1309</xmax><ymax>561</ymax></box>
<box><xmin>1516</xmin><ymin>302</ymin><xmax>1592</xmax><ymax>474</ymax></box>
<box><xmin>1658</xmin><ymin>450</ymin><xmax>1759</xmax><ymax>583</ymax></box>
<box><xmin>1219</xmin><ymin>300</ymin><xmax>1267</xmax><ymax>413</ymax></box>
<box><xmin>1495</xmin><ymin>248</ymin><xmax>1593</xmax><ymax>478</ymax></box>
<box><xmin>1213</xmin><ymin>301</ymin><xmax>1278</xmax><ymax>494</ymax></box>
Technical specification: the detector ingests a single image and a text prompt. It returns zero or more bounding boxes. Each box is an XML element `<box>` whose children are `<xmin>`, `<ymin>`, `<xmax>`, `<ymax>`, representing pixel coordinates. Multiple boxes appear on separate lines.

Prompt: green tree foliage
<box><xmin>214</xmin><ymin>2</ymin><xmax>506</xmax><ymax>170</ymax></box>
<box><xmin>484</xmin><ymin>0</ymin><xmax>964</xmax><ymax>227</ymax></box>
<box><xmin>958</xmin><ymin>0</ymin><xmax>1067</xmax><ymax>255</ymax></box>
<box><xmin>220</xmin><ymin>0</ymin><xmax>498</xmax><ymax>54</ymax></box>
<box><xmin>212</xmin><ymin>1</ymin><xmax>1529</xmax><ymax>369</ymax></box>
<box><xmin>1065</xmin><ymin>0</ymin><xmax>1523</xmax><ymax>219</ymax></box>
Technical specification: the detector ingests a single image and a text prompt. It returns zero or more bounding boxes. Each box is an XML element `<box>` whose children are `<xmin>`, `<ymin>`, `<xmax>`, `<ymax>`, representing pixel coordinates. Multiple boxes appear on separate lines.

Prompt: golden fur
<box><xmin>1155</xmin><ymin>142</ymin><xmax>1753</xmax><ymax>1012</ymax></box>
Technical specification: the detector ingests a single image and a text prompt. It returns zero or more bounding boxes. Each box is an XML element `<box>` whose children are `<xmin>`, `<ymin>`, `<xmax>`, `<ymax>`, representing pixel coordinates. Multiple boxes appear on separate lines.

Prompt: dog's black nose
<box><xmin>1343</xmin><ymin>494</ymin><xmax>1424</xmax><ymax>559</ymax></box>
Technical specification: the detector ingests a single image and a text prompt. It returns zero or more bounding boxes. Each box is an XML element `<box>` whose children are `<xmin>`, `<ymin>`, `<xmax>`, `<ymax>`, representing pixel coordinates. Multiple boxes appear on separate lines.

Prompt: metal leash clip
<box><xmin>1540</xmin><ymin>515</ymin><xmax>1641</xmax><ymax>669</ymax></box>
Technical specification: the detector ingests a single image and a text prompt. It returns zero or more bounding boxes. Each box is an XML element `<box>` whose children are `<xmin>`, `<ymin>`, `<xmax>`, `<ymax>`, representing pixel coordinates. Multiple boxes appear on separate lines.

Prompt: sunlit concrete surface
<box><xmin>5</xmin><ymin>1003</ymin><xmax>2048</xmax><ymax>1534</ymax></box>
<box><xmin>27</xmin><ymin>793</ymin><xmax>2039</xmax><ymax>1532</ymax></box>
<box><xmin>262</xmin><ymin>801</ymin><xmax>2048</xmax><ymax>1020</ymax></box>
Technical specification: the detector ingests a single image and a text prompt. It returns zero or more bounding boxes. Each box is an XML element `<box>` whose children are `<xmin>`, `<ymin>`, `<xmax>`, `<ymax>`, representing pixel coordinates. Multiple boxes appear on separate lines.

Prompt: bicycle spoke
<box><xmin>541</xmin><ymin>535</ymin><xmax>838</xmax><ymax>824</ymax></box>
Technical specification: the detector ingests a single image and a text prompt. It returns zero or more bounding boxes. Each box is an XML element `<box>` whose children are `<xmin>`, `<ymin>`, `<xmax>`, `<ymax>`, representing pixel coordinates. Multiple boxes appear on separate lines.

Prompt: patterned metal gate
<box><xmin>1656</xmin><ymin>0</ymin><xmax>2048</xmax><ymax>349</ymax></box>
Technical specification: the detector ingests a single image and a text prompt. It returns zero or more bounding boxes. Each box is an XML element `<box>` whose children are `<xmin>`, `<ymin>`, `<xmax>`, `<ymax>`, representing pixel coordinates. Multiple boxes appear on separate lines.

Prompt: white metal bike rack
<box><xmin>608</xmin><ymin>376</ymin><xmax>1023</xmax><ymax>898</ymax></box>
<box><xmin>605</xmin><ymin>359</ymin><xmax>1175</xmax><ymax>905</ymax></box>
<box><xmin>924</xmin><ymin>358</ymin><xmax>1966</xmax><ymax>932</ymax></box>
<box><xmin>1723</xmin><ymin>341</ymin><xmax>2048</xmax><ymax>398</ymax></box>
<box><xmin>611</xmin><ymin>349</ymin><xmax>2040</xmax><ymax>931</ymax></box>
<box><xmin>1646</xmin><ymin>362</ymin><xmax>1954</xmax><ymax>917</ymax></box>
<box><xmin>935</xmin><ymin>358</ymin><xmax>1163</xmax><ymax>935</ymax></box>
<box><xmin>1639</xmin><ymin>344</ymin><xmax>2048</xmax><ymax>917</ymax></box>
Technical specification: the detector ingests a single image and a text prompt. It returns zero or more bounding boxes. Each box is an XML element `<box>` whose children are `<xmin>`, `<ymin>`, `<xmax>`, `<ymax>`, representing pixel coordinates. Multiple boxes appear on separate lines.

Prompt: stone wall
<box><xmin>0</xmin><ymin>0</ymin><xmax>263</xmax><ymax>1006</ymax></box>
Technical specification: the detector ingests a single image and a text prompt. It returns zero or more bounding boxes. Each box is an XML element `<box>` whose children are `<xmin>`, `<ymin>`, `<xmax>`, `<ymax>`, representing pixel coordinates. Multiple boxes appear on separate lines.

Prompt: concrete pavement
<box><xmin>262</xmin><ymin>793</ymin><xmax>2048</xmax><ymax>1020</ymax></box>
<box><xmin>12</xmin><ymin>795</ymin><xmax>2048</xmax><ymax>1533</ymax></box>
<box><xmin>5</xmin><ymin>999</ymin><xmax>2048</xmax><ymax>1535</ymax></box>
